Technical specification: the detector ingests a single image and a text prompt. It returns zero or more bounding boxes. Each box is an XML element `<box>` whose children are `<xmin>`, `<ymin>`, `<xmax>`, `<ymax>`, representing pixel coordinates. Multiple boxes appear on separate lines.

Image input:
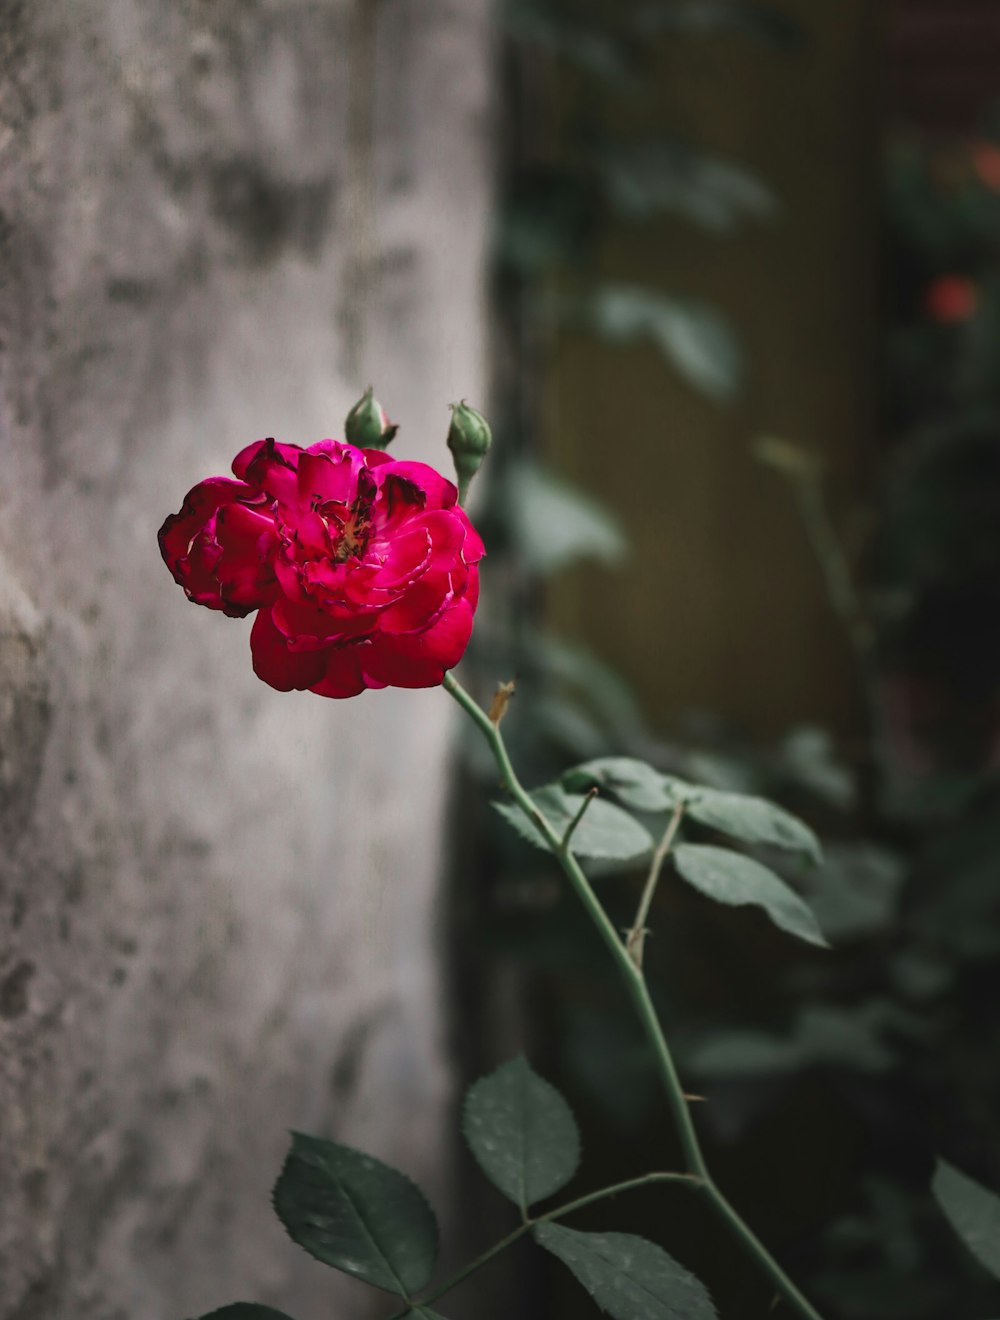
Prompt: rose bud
<box><xmin>447</xmin><ymin>400</ymin><xmax>492</xmax><ymax>505</ymax></box>
<box><xmin>158</xmin><ymin>436</ymin><xmax>484</xmax><ymax>697</ymax></box>
<box><xmin>345</xmin><ymin>387</ymin><xmax>398</xmax><ymax>450</ymax></box>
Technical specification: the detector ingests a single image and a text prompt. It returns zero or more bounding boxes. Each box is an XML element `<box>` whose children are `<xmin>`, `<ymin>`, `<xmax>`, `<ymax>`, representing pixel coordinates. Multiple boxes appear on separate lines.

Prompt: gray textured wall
<box><xmin>0</xmin><ymin>3</ymin><xmax>492</xmax><ymax>1317</ymax></box>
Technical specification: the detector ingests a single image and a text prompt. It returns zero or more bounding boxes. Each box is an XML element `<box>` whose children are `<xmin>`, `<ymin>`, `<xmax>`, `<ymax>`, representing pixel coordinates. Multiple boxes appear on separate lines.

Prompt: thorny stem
<box><xmin>625</xmin><ymin>800</ymin><xmax>685</xmax><ymax>968</ymax></box>
<box><xmin>443</xmin><ymin>671</ymin><xmax>824</xmax><ymax>1320</ymax></box>
<box><xmin>384</xmin><ymin>1172</ymin><xmax>700</xmax><ymax>1318</ymax></box>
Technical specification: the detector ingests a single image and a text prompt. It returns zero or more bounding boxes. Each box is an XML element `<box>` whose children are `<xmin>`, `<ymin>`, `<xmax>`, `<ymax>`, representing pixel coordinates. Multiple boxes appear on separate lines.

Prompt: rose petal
<box><xmin>159</xmin><ymin>477</ymin><xmax>265</xmax><ymax>615</ymax></box>
<box><xmin>378</xmin><ymin>568</ymin><xmax>453</xmax><ymax>635</ymax></box>
<box><xmin>251</xmin><ymin>608</ymin><xmax>328</xmax><ymax>691</ymax></box>
<box><xmin>308</xmin><ymin>643</ymin><xmax>372</xmax><ymax>698</ymax></box>
<box><xmin>232</xmin><ymin>438</ymin><xmax>303</xmax><ymax>483</ymax></box>
<box><xmin>376</xmin><ymin>460</ymin><xmax>458</xmax><ymax>514</ymax></box>
<box><xmin>297</xmin><ymin>446</ymin><xmax>364</xmax><ymax>508</ymax></box>
<box><xmin>363</xmin><ymin>597</ymin><xmax>475</xmax><ymax>688</ymax></box>
<box><xmin>271</xmin><ymin>595</ymin><xmax>376</xmax><ymax>648</ymax></box>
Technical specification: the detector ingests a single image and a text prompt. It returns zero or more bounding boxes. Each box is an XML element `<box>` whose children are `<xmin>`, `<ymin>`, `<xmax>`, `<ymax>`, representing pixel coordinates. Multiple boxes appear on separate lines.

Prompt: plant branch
<box><xmin>562</xmin><ymin>785</ymin><xmax>598</xmax><ymax>848</ymax></box>
<box><xmin>443</xmin><ymin>671</ymin><xmax>825</xmax><ymax>1320</ymax></box>
<box><xmin>626</xmin><ymin>800</ymin><xmax>684</xmax><ymax>968</ymax></box>
<box><xmin>384</xmin><ymin>1172</ymin><xmax>699</xmax><ymax>1318</ymax></box>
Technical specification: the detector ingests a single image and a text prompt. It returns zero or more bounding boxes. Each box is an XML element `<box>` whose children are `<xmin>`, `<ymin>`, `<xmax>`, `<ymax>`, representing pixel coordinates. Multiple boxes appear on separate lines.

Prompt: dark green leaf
<box><xmin>687</xmin><ymin>1004</ymin><xmax>895</xmax><ymax>1078</ymax></box>
<box><xmin>503</xmin><ymin>2</ymin><xmax>634</xmax><ymax>81</ymax></box>
<box><xmin>534</xmin><ymin>1223</ymin><xmax>717</xmax><ymax>1319</ymax></box>
<box><xmin>585</xmin><ymin>285</ymin><xmax>741</xmax><ymax>402</ymax></box>
<box><xmin>530</xmin><ymin>632</ymin><xmax>648</xmax><ymax>740</ymax></box>
<box><xmin>595</xmin><ymin>142</ymin><xmax>776</xmax><ymax>231</ymax></box>
<box><xmin>804</xmin><ymin>844</ymin><xmax>904</xmax><ymax>941</ymax></box>
<box><xmin>505</xmin><ymin>462</ymin><xmax>627</xmax><ymax>576</ymax></box>
<box><xmin>632</xmin><ymin>1</ymin><xmax>804</xmax><ymax>47</ymax></box>
<box><xmin>933</xmin><ymin>1160</ymin><xmax>1000</xmax><ymax>1280</ymax></box>
<box><xmin>561</xmin><ymin>757</ymin><xmax>675</xmax><ymax>813</ymax></box>
<box><xmin>685</xmin><ymin>788</ymin><xmax>821</xmax><ymax>862</ymax></box>
<box><xmin>272</xmin><ymin>1132</ymin><xmax>438</xmax><ymax>1295</ymax></box>
<box><xmin>193</xmin><ymin>1309</ymin><xmax>297</xmax><ymax>1320</ymax></box>
<box><xmin>464</xmin><ymin>1056</ymin><xmax>580</xmax><ymax>1211</ymax></box>
<box><xmin>405</xmin><ymin>1310</ymin><xmax>449</xmax><ymax>1319</ymax></box>
<box><xmin>672</xmin><ymin>844</ymin><xmax>828</xmax><ymax>947</ymax></box>
<box><xmin>494</xmin><ymin>785</ymin><xmax>653</xmax><ymax>863</ymax></box>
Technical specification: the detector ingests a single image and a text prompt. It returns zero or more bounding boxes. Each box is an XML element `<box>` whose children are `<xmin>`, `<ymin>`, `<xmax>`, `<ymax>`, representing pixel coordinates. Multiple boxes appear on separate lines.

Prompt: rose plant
<box><xmin>161</xmin><ymin>394</ymin><xmax>841</xmax><ymax>1320</ymax></box>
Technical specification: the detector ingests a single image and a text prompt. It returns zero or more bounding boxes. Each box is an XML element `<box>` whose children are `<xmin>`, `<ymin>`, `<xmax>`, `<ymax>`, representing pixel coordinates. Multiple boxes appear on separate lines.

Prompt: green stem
<box><xmin>444</xmin><ymin>671</ymin><xmax>824</xmax><ymax>1320</ymax></box>
<box><xmin>626</xmin><ymin>800</ymin><xmax>684</xmax><ymax>968</ymax></box>
<box><xmin>385</xmin><ymin>1172</ymin><xmax>697</xmax><ymax>1318</ymax></box>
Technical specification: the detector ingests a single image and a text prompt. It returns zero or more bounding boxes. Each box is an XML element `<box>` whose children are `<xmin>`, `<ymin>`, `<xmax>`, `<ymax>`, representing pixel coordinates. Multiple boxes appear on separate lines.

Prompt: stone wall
<box><xmin>0</xmin><ymin>3</ymin><xmax>492</xmax><ymax>1316</ymax></box>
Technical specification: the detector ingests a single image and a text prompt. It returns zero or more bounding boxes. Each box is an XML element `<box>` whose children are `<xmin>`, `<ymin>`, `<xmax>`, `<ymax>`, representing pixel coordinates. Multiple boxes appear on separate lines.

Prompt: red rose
<box><xmin>159</xmin><ymin>438</ymin><xmax>484</xmax><ymax>697</ymax></box>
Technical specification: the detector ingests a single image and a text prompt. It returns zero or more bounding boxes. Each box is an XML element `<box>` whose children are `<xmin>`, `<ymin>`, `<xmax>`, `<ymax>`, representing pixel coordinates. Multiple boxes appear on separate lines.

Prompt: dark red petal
<box><xmin>378</xmin><ymin>568</ymin><xmax>453</xmax><ymax>635</ymax></box>
<box><xmin>213</xmin><ymin>503</ymin><xmax>280</xmax><ymax>611</ymax></box>
<box><xmin>463</xmin><ymin>564</ymin><xmax>481</xmax><ymax>613</ymax></box>
<box><xmin>349</xmin><ymin>525</ymin><xmax>432</xmax><ymax>602</ymax></box>
<box><xmin>297</xmin><ymin>446</ymin><xmax>364</xmax><ymax>508</ymax></box>
<box><xmin>308</xmin><ymin>643</ymin><xmax>372</xmax><ymax>698</ymax></box>
<box><xmin>456</xmin><ymin>509</ymin><xmax>486</xmax><ymax>564</ymax></box>
<box><xmin>159</xmin><ymin>477</ymin><xmax>259</xmax><ymax>614</ymax></box>
<box><xmin>240</xmin><ymin>437</ymin><xmax>302</xmax><ymax>505</ymax></box>
<box><xmin>363</xmin><ymin>597</ymin><xmax>475</xmax><ymax>688</ymax></box>
<box><xmin>233</xmin><ymin>438</ymin><xmax>303</xmax><ymax>482</ymax></box>
<box><xmin>376</xmin><ymin>460</ymin><xmax>458</xmax><ymax>512</ymax></box>
<box><xmin>271</xmin><ymin>594</ymin><xmax>376</xmax><ymax>647</ymax></box>
<box><xmin>250</xmin><ymin>608</ymin><xmax>328</xmax><ymax>691</ymax></box>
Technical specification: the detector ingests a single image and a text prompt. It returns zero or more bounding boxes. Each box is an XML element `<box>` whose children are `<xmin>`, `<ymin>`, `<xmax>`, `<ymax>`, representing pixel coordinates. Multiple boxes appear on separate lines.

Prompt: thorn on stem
<box><xmin>489</xmin><ymin>679</ymin><xmax>516</xmax><ymax>726</ymax></box>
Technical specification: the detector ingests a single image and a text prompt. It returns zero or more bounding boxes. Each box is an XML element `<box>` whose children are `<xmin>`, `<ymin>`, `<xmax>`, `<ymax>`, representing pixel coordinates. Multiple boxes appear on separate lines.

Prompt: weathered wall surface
<box><xmin>0</xmin><ymin>3</ymin><xmax>492</xmax><ymax>1317</ymax></box>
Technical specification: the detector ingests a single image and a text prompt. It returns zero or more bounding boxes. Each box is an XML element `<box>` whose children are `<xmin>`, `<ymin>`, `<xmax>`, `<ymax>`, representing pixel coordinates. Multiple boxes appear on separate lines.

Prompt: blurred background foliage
<box><xmin>449</xmin><ymin>2</ymin><xmax>1000</xmax><ymax>1318</ymax></box>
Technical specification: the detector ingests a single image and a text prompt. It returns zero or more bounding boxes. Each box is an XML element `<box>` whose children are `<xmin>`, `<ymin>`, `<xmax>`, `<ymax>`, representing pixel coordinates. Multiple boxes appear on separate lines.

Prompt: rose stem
<box><xmin>443</xmin><ymin>670</ymin><xmax>824</xmax><ymax>1320</ymax></box>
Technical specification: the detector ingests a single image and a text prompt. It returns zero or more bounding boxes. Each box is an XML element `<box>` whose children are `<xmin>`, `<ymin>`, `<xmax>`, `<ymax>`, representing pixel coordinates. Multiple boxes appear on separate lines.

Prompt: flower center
<box><xmin>326</xmin><ymin>468</ymin><xmax>377</xmax><ymax>563</ymax></box>
<box><xmin>333</xmin><ymin>509</ymin><xmax>371</xmax><ymax>562</ymax></box>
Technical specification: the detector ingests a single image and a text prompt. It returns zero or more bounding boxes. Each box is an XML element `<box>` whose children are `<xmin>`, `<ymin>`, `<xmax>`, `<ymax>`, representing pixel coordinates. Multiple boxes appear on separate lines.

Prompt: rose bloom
<box><xmin>159</xmin><ymin>437</ymin><xmax>484</xmax><ymax>697</ymax></box>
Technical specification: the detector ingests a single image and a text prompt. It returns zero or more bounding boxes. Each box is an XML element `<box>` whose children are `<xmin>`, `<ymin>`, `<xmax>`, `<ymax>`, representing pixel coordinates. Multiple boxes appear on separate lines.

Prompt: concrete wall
<box><xmin>0</xmin><ymin>3</ymin><xmax>492</xmax><ymax>1317</ymax></box>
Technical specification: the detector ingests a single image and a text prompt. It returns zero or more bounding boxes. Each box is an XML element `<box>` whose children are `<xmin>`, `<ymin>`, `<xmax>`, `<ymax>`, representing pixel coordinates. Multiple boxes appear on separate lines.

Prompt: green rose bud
<box><xmin>345</xmin><ymin>387</ymin><xmax>398</xmax><ymax>450</ymax></box>
<box><xmin>446</xmin><ymin>400</ymin><xmax>492</xmax><ymax>505</ymax></box>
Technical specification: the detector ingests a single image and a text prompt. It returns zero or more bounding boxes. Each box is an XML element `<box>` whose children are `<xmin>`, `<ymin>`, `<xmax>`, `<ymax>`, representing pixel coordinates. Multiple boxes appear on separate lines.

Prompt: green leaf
<box><xmin>194</xmin><ymin>1309</ymin><xmax>297</xmax><ymax>1320</ymax></box>
<box><xmin>494</xmin><ymin>785</ymin><xmax>653</xmax><ymax>863</ymax></box>
<box><xmin>933</xmin><ymin>1160</ymin><xmax>1000</xmax><ymax>1280</ymax></box>
<box><xmin>272</xmin><ymin>1133</ymin><xmax>438</xmax><ymax>1296</ymax></box>
<box><xmin>405</xmin><ymin>1310</ymin><xmax>450</xmax><ymax>1319</ymax></box>
<box><xmin>534</xmin><ymin>1223</ymin><xmax>717</xmax><ymax>1320</ymax></box>
<box><xmin>687</xmin><ymin>1004</ymin><xmax>895</xmax><ymax>1078</ymax></box>
<box><xmin>632</xmin><ymin>1</ymin><xmax>804</xmax><ymax>47</ymax></box>
<box><xmin>585</xmin><ymin>285</ymin><xmax>741</xmax><ymax>403</ymax></box>
<box><xmin>672</xmin><ymin>844</ymin><xmax>829</xmax><ymax>947</ymax></box>
<box><xmin>684</xmin><ymin>788</ymin><xmax>822</xmax><ymax>863</ymax></box>
<box><xmin>595</xmin><ymin>142</ymin><xmax>776</xmax><ymax>231</ymax></box>
<box><xmin>503</xmin><ymin>1</ymin><xmax>633</xmax><ymax>82</ymax></box>
<box><xmin>505</xmin><ymin>461</ymin><xmax>627</xmax><ymax>576</ymax></box>
<box><xmin>463</xmin><ymin>1056</ymin><xmax>580</xmax><ymax>1212</ymax></box>
<box><xmin>561</xmin><ymin>757</ymin><xmax>676</xmax><ymax>813</ymax></box>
